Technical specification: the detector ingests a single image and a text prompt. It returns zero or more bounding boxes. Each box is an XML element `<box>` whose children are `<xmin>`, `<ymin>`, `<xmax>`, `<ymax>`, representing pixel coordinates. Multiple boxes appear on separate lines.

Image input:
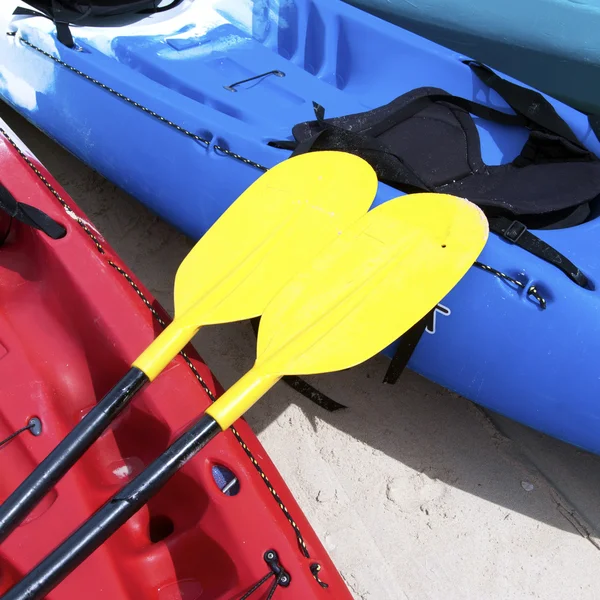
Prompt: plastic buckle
<box><xmin>503</xmin><ymin>220</ymin><xmax>527</xmax><ymax>244</ymax></box>
<box><xmin>264</xmin><ymin>550</ymin><xmax>291</xmax><ymax>587</ymax></box>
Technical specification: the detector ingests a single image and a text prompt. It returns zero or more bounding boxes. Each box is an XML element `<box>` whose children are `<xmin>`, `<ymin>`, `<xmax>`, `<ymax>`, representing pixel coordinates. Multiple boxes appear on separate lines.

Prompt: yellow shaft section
<box><xmin>133</xmin><ymin>321</ymin><xmax>198</xmax><ymax>381</ymax></box>
<box><xmin>206</xmin><ymin>369</ymin><xmax>281</xmax><ymax>430</ymax></box>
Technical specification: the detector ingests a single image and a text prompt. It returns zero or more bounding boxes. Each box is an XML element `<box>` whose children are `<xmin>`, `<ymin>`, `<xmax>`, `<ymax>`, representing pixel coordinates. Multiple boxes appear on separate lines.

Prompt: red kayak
<box><xmin>0</xmin><ymin>119</ymin><xmax>351</xmax><ymax>600</ymax></box>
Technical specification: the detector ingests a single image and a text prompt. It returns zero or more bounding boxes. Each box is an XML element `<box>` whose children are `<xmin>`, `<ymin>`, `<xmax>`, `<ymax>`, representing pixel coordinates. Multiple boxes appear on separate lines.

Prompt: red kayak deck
<box><xmin>0</xmin><ymin>120</ymin><xmax>351</xmax><ymax>600</ymax></box>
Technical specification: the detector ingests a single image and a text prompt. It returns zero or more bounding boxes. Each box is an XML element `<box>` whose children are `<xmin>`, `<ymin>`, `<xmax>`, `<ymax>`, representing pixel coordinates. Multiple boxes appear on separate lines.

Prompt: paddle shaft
<box><xmin>0</xmin><ymin>367</ymin><xmax>148</xmax><ymax>544</ymax></box>
<box><xmin>0</xmin><ymin>415</ymin><xmax>221</xmax><ymax>600</ymax></box>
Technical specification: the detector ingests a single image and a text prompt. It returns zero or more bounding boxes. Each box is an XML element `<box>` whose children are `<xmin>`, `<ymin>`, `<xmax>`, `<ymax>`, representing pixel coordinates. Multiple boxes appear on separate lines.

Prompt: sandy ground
<box><xmin>3</xmin><ymin>102</ymin><xmax>600</xmax><ymax>599</ymax></box>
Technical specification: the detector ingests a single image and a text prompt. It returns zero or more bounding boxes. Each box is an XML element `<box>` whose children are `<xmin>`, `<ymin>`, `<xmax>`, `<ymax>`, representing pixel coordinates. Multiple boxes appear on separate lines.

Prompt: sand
<box><xmin>3</xmin><ymin>102</ymin><xmax>600</xmax><ymax>599</ymax></box>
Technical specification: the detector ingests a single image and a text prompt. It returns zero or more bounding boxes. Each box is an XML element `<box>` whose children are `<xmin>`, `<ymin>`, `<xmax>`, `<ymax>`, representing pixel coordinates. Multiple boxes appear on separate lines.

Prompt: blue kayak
<box><xmin>1</xmin><ymin>0</ymin><xmax>600</xmax><ymax>454</ymax></box>
<box><xmin>344</xmin><ymin>0</ymin><xmax>600</xmax><ymax>115</ymax></box>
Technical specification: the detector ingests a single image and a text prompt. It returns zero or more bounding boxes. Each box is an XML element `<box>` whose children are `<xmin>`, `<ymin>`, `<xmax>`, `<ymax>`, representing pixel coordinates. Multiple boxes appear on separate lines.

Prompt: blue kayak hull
<box><xmin>344</xmin><ymin>0</ymin><xmax>600</xmax><ymax>115</ymax></box>
<box><xmin>1</xmin><ymin>0</ymin><xmax>599</xmax><ymax>454</ymax></box>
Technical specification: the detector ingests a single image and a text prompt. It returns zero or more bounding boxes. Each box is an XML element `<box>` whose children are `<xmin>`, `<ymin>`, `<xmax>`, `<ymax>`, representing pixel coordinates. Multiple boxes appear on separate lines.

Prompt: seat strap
<box><xmin>14</xmin><ymin>0</ymin><xmax>183</xmax><ymax>48</ymax></box>
<box><xmin>383</xmin><ymin>310</ymin><xmax>432</xmax><ymax>384</ymax></box>
<box><xmin>489</xmin><ymin>216</ymin><xmax>588</xmax><ymax>287</ymax></box>
<box><xmin>0</xmin><ymin>182</ymin><xmax>67</xmax><ymax>239</ymax></box>
<box><xmin>467</xmin><ymin>61</ymin><xmax>583</xmax><ymax>146</ymax></box>
<box><xmin>13</xmin><ymin>3</ymin><xmax>75</xmax><ymax>47</ymax></box>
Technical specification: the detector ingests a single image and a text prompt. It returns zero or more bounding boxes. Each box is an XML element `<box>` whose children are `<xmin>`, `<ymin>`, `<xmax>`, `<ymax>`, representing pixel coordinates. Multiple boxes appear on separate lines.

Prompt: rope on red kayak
<box><xmin>181</xmin><ymin>353</ymin><xmax>327</xmax><ymax>567</ymax></box>
<box><xmin>0</xmin><ymin>423</ymin><xmax>34</xmax><ymax>450</ymax></box>
<box><xmin>240</xmin><ymin>573</ymin><xmax>281</xmax><ymax>600</ymax></box>
<box><xmin>309</xmin><ymin>562</ymin><xmax>329</xmax><ymax>586</ymax></box>
<box><xmin>239</xmin><ymin>572</ymin><xmax>279</xmax><ymax>600</ymax></box>
<box><xmin>0</xmin><ymin>125</ymin><xmax>330</xmax><ymax>590</ymax></box>
<box><xmin>9</xmin><ymin>34</ymin><xmax>269</xmax><ymax>174</ymax></box>
<box><xmin>0</xmin><ymin>418</ymin><xmax>42</xmax><ymax>450</ymax></box>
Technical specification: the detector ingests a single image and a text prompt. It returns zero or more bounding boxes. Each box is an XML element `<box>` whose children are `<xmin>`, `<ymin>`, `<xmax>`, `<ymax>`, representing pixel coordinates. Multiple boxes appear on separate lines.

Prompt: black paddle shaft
<box><xmin>1</xmin><ymin>414</ymin><xmax>221</xmax><ymax>600</ymax></box>
<box><xmin>0</xmin><ymin>367</ymin><xmax>148</xmax><ymax>544</ymax></box>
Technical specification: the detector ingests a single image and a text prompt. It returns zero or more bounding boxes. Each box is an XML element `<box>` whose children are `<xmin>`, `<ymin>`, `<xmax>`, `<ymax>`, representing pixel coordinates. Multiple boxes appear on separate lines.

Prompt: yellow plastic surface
<box><xmin>207</xmin><ymin>193</ymin><xmax>488</xmax><ymax>429</ymax></box>
<box><xmin>133</xmin><ymin>151</ymin><xmax>377</xmax><ymax>380</ymax></box>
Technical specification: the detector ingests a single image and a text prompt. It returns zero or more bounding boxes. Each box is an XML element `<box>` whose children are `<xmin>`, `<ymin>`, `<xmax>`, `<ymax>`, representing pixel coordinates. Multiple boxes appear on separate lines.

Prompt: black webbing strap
<box><xmin>489</xmin><ymin>216</ymin><xmax>588</xmax><ymax>287</ymax></box>
<box><xmin>12</xmin><ymin>7</ymin><xmax>43</xmax><ymax>17</ymax></box>
<box><xmin>0</xmin><ymin>182</ymin><xmax>67</xmax><ymax>239</ymax></box>
<box><xmin>383</xmin><ymin>310</ymin><xmax>432</xmax><ymax>384</ymax></box>
<box><xmin>282</xmin><ymin>376</ymin><xmax>347</xmax><ymax>412</ymax></box>
<box><xmin>467</xmin><ymin>61</ymin><xmax>583</xmax><ymax>146</ymax></box>
<box><xmin>13</xmin><ymin>3</ymin><xmax>75</xmax><ymax>47</ymax></box>
<box><xmin>53</xmin><ymin>19</ymin><xmax>74</xmax><ymax>47</ymax></box>
<box><xmin>14</xmin><ymin>0</ymin><xmax>183</xmax><ymax>48</ymax></box>
<box><xmin>268</xmin><ymin>140</ymin><xmax>297</xmax><ymax>151</ymax></box>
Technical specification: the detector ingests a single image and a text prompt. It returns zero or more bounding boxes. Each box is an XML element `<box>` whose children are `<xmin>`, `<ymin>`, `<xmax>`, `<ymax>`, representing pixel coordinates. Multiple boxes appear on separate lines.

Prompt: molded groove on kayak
<box><xmin>305</xmin><ymin>3</ymin><xmax>325</xmax><ymax>76</ymax></box>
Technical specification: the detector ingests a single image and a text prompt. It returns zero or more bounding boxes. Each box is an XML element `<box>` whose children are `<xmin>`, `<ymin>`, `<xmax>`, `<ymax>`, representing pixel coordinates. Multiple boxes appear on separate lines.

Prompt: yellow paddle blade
<box><xmin>206</xmin><ymin>193</ymin><xmax>488</xmax><ymax>429</ymax></box>
<box><xmin>134</xmin><ymin>151</ymin><xmax>377</xmax><ymax>380</ymax></box>
<box><xmin>174</xmin><ymin>151</ymin><xmax>377</xmax><ymax>321</ymax></box>
<box><xmin>257</xmin><ymin>193</ymin><xmax>488</xmax><ymax>374</ymax></box>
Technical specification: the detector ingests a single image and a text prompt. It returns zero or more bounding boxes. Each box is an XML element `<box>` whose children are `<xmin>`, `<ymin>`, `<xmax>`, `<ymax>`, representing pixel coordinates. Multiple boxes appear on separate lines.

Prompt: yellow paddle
<box><xmin>207</xmin><ymin>192</ymin><xmax>489</xmax><ymax>429</ymax></box>
<box><xmin>2</xmin><ymin>192</ymin><xmax>488</xmax><ymax>600</ymax></box>
<box><xmin>0</xmin><ymin>151</ymin><xmax>378</xmax><ymax>543</ymax></box>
